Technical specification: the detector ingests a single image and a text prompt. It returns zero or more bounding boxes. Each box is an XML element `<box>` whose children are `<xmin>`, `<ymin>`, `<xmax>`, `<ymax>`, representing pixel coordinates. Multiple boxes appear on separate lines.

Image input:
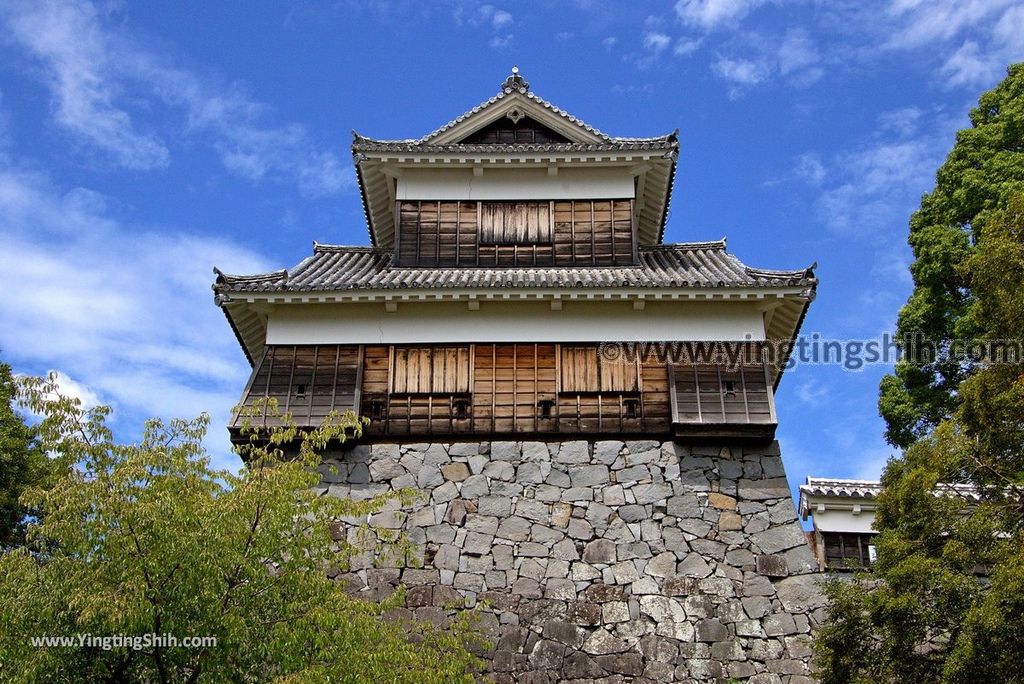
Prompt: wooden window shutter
<box><xmin>480</xmin><ymin>202</ymin><xmax>552</xmax><ymax>244</ymax></box>
<box><xmin>560</xmin><ymin>346</ymin><xmax>598</xmax><ymax>392</ymax></box>
<box><xmin>599</xmin><ymin>354</ymin><xmax>638</xmax><ymax>392</ymax></box>
<box><xmin>391</xmin><ymin>346</ymin><xmax>470</xmax><ymax>394</ymax></box>
<box><xmin>560</xmin><ymin>346</ymin><xmax>638</xmax><ymax>392</ymax></box>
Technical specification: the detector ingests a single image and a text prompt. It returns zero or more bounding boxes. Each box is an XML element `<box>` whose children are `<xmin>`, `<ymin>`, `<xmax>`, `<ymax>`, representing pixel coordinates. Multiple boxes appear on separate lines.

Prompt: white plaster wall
<box><xmin>265</xmin><ymin>300</ymin><xmax>767</xmax><ymax>345</ymax></box>
<box><xmin>396</xmin><ymin>167</ymin><xmax>635</xmax><ymax>201</ymax></box>
<box><xmin>810</xmin><ymin>507</ymin><xmax>878</xmax><ymax>534</ymax></box>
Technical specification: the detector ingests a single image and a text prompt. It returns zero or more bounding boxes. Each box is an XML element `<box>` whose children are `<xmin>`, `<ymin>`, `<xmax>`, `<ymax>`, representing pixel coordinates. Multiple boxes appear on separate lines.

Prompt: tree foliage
<box><xmin>0</xmin><ymin>374</ymin><xmax>480</xmax><ymax>683</ymax></box>
<box><xmin>818</xmin><ymin>64</ymin><xmax>1024</xmax><ymax>683</ymax></box>
<box><xmin>0</xmin><ymin>360</ymin><xmax>52</xmax><ymax>548</ymax></box>
<box><xmin>879</xmin><ymin>63</ymin><xmax>1024</xmax><ymax>448</ymax></box>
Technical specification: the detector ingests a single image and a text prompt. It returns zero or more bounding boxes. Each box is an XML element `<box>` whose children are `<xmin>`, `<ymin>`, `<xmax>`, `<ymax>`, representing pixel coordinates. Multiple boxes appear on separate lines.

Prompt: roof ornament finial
<box><xmin>501</xmin><ymin>65</ymin><xmax>530</xmax><ymax>94</ymax></box>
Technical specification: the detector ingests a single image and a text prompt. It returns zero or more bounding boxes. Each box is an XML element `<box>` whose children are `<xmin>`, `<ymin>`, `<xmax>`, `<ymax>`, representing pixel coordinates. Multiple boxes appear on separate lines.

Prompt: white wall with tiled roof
<box><xmin>396</xmin><ymin>167</ymin><xmax>635</xmax><ymax>201</ymax></box>
<box><xmin>264</xmin><ymin>299</ymin><xmax>770</xmax><ymax>346</ymax></box>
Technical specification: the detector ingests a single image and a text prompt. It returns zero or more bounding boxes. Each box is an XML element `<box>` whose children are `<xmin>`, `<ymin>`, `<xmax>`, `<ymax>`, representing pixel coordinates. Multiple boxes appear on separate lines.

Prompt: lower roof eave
<box><xmin>218</xmin><ymin>285</ymin><xmax>813</xmax><ymax>305</ymax></box>
<box><xmin>217</xmin><ymin>285</ymin><xmax>816</xmax><ymax>373</ymax></box>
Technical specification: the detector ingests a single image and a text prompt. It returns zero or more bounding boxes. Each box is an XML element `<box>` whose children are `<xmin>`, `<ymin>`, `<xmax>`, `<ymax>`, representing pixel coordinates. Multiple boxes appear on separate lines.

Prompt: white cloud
<box><xmin>673</xmin><ymin>37</ymin><xmax>703</xmax><ymax>57</ymax></box>
<box><xmin>0</xmin><ymin>164</ymin><xmax>267</xmax><ymax>470</ymax></box>
<box><xmin>49</xmin><ymin>371</ymin><xmax>104</xmax><ymax>410</ymax></box>
<box><xmin>490</xmin><ymin>8</ymin><xmax>513</xmax><ymax>29</ymax></box>
<box><xmin>628</xmin><ymin>27</ymin><xmax>683</xmax><ymax>70</ymax></box>
<box><xmin>708</xmin><ymin>28</ymin><xmax>822</xmax><ymax>95</ymax></box>
<box><xmin>489</xmin><ymin>33</ymin><xmax>514</xmax><ymax>49</ymax></box>
<box><xmin>940</xmin><ymin>40</ymin><xmax>997</xmax><ymax>88</ymax></box>
<box><xmin>879</xmin><ymin>0</ymin><xmax>1024</xmax><ymax>89</ymax></box>
<box><xmin>2</xmin><ymin>0</ymin><xmax>169</xmax><ymax>170</ymax></box>
<box><xmin>711</xmin><ymin>55</ymin><xmax>771</xmax><ymax>96</ymax></box>
<box><xmin>877</xmin><ymin>107</ymin><xmax>923</xmax><ymax>137</ymax></box>
<box><xmin>777</xmin><ymin>28</ymin><xmax>822</xmax><ymax>84</ymax></box>
<box><xmin>602</xmin><ymin>36</ymin><xmax>618</xmax><ymax>49</ymax></box>
<box><xmin>610</xmin><ymin>83</ymin><xmax>658</xmax><ymax>96</ymax></box>
<box><xmin>818</xmin><ymin>139</ymin><xmax>938</xmax><ymax>234</ymax></box>
<box><xmin>458</xmin><ymin>4</ymin><xmax>514</xmax><ymax>31</ymax></box>
<box><xmin>675</xmin><ymin>0</ymin><xmax>764</xmax><ymax>30</ymax></box>
<box><xmin>795</xmin><ymin>379</ymin><xmax>829</xmax><ymax>404</ymax></box>
<box><xmin>454</xmin><ymin>3</ymin><xmax>515</xmax><ymax>49</ymax></box>
<box><xmin>883</xmin><ymin>0</ymin><xmax>1013</xmax><ymax>50</ymax></box>
<box><xmin>794</xmin><ymin>152</ymin><xmax>826</xmax><ymax>186</ymax></box>
<box><xmin>0</xmin><ymin>0</ymin><xmax>353</xmax><ymax>196</ymax></box>
<box><xmin>643</xmin><ymin>31</ymin><xmax>672</xmax><ymax>53</ymax></box>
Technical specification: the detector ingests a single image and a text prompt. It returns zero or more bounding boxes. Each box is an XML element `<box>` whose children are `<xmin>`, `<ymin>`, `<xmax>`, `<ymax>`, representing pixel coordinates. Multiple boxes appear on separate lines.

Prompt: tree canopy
<box><xmin>0</xmin><ymin>374</ymin><xmax>479</xmax><ymax>683</ymax></box>
<box><xmin>817</xmin><ymin>64</ymin><xmax>1024</xmax><ymax>683</ymax></box>
<box><xmin>0</xmin><ymin>360</ymin><xmax>51</xmax><ymax>548</ymax></box>
<box><xmin>879</xmin><ymin>63</ymin><xmax>1024</xmax><ymax>448</ymax></box>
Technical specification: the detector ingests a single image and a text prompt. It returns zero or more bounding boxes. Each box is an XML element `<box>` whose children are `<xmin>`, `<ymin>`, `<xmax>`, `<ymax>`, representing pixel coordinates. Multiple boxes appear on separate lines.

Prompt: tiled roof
<box><xmin>350</xmin><ymin>69</ymin><xmax>680</xmax><ymax>249</ymax></box>
<box><xmin>420</xmin><ymin>88</ymin><xmax>613</xmax><ymax>143</ymax></box>
<box><xmin>351</xmin><ymin>135</ymin><xmax>678</xmax><ymax>155</ymax></box>
<box><xmin>800</xmin><ymin>478</ymin><xmax>984</xmax><ymax>502</ymax></box>
<box><xmin>800</xmin><ymin>478</ymin><xmax>884</xmax><ymax>499</ymax></box>
<box><xmin>214</xmin><ymin>241</ymin><xmax>817</xmax><ymax>294</ymax></box>
<box><xmin>351</xmin><ymin>67</ymin><xmax>677</xmax><ymax>150</ymax></box>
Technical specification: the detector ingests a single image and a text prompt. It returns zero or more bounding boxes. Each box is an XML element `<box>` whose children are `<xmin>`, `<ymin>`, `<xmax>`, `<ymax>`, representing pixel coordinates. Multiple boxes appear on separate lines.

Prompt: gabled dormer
<box><xmin>353</xmin><ymin>68</ymin><xmax>679</xmax><ymax>255</ymax></box>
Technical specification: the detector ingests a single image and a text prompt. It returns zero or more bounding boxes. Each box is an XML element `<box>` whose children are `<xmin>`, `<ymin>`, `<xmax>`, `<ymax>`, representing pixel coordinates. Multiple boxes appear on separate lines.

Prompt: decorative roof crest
<box><xmin>501</xmin><ymin>66</ymin><xmax>530</xmax><ymax>94</ymax></box>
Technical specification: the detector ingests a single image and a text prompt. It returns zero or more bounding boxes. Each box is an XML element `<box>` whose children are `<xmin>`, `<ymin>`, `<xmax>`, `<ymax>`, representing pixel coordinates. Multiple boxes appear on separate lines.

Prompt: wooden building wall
<box><xmin>395</xmin><ymin>200</ymin><xmax>636</xmax><ymax>267</ymax></box>
<box><xmin>459</xmin><ymin>116</ymin><xmax>572</xmax><ymax>145</ymax></box>
<box><xmin>232</xmin><ymin>343</ymin><xmax>776</xmax><ymax>442</ymax></box>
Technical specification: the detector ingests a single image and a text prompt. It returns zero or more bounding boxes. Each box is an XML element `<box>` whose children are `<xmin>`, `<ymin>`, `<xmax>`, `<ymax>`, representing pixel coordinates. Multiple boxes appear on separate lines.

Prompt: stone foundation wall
<box><xmin>318</xmin><ymin>440</ymin><xmax>826</xmax><ymax>683</ymax></box>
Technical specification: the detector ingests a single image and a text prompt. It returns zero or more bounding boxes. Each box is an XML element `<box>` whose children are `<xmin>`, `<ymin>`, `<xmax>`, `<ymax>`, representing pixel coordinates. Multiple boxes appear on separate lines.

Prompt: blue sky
<box><xmin>0</xmin><ymin>0</ymin><xmax>1021</xmax><ymax>497</ymax></box>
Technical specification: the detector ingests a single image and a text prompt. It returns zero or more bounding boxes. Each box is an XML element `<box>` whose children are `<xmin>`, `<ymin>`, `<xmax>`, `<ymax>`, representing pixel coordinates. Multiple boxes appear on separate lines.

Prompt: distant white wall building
<box><xmin>798</xmin><ymin>478</ymin><xmax>881</xmax><ymax>571</ymax></box>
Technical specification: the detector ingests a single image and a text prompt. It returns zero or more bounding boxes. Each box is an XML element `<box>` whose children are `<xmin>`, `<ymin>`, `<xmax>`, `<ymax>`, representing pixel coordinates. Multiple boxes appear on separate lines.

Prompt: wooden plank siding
<box><xmin>395</xmin><ymin>200</ymin><xmax>635</xmax><ymax>267</ymax></box>
<box><xmin>229</xmin><ymin>343</ymin><xmax>777</xmax><ymax>442</ymax></box>
<box><xmin>390</xmin><ymin>346</ymin><xmax>472</xmax><ymax>394</ymax></box>
<box><xmin>480</xmin><ymin>202</ymin><xmax>552</xmax><ymax>244</ymax></box>
<box><xmin>229</xmin><ymin>345</ymin><xmax>361</xmax><ymax>430</ymax></box>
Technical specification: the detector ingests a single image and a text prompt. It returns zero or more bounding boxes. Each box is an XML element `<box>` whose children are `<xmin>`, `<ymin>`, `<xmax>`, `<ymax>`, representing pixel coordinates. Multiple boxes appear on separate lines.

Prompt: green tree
<box><xmin>879</xmin><ymin>63</ymin><xmax>1024</xmax><ymax>448</ymax></box>
<box><xmin>0</xmin><ymin>373</ymin><xmax>480</xmax><ymax>683</ymax></box>
<box><xmin>0</xmin><ymin>360</ymin><xmax>52</xmax><ymax>547</ymax></box>
<box><xmin>817</xmin><ymin>65</ymin><xmax>1024</xmax><ymax>683</ymax></box>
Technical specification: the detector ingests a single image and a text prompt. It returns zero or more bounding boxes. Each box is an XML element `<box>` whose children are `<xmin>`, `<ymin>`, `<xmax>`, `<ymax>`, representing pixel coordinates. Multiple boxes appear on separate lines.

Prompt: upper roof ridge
<box><xmin>643</xmin><ymin>239</ymin><xmax>727</xmax><ymax>251</ymax></box>
<box><xmin>501</xmin><ymin>65</ymin><xmax>529</xmax><ymax>93</ymax></box>
<box><xmin>312</xmin><ymin>242</ymin><xmax>379</xmax><ymax>254</ymax></box>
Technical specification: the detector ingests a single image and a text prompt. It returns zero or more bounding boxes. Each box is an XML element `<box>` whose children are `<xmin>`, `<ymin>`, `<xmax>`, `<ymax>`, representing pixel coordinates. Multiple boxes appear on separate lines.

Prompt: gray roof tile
<box><xmin>351</xmin><ymin>137</ymin><xmax>678</xmax><ymax>155</ymax></box>
<box><xmin>214</xmin><ymin>241</ymin><xmax>816</xmax><ymax>294</ymax></box>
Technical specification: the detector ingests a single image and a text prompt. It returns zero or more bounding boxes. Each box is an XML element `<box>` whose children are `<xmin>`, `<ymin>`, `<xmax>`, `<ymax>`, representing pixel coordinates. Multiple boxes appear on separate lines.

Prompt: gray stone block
<box><xmin>582</xmin><ymin>628</ymin><xmax>628</xmax><ymax>655</ymax></box>
<box><xmin>593</xmin><ymin>440</ymin><xmax>623</xmax><ymax>464</ymax></box>
<box><xmin>334</xmin><ymin>439</ymin><xmax>821</xmax><ymax>682</ymax></box>
<box><xmin>738</xmin><ymin>476</ymin><xmax>791</xmax><ymax>501</ymax></box>
<box><xmin>495</xmin><ymin>516</ymin><xmax>531</xmax><ymax>541</ymax></box>
<box><xmin>556</xmin><ymin>440</ymin><xmax>590</xmax><ymax>463</ymax></box>
<box><xmin>582</xmin><ymin>538</ymin><xmax>616</xmax><ymax>564</ymax></box>
<box><xmin>751</xmin><ymin>523</ymin><xmax>808</xmax><ymax>554</ymax></box>
<box><xmin>776</xmin><ymin>575</ymin><xmax>828</xmax><ymax>612</ymax></box>
<box><xmin>569</xmin><ymin>464</ymin><xmax>609</xmax><ymax>488</ymax></box>
<box><xmin>521</xmin><ymin>441</ymin><xmax>550</xmax><ymax>461</ymax></box>
<box><xmin>459</xmin><ymin>473</ymin><xmax>489</xmax><ymax>498</ymax></box>
<box><xmin>695</xmin><ymin>618</ymin><xmax>729</xmax><ymax>642</ymax></box>
<box><xmin>490</xmin><ymin>441</ymin><xmax>519</xmax><ymax>461</ymax></box>
<box><xmin>478</xmin><ymin>495</ymin><xmax>512</xmax><ymax>517</ymax></box>
<box><xmin>634</xmin><ymin>482</ymin><xmax>673</xmax><ymax>504</ymax></box>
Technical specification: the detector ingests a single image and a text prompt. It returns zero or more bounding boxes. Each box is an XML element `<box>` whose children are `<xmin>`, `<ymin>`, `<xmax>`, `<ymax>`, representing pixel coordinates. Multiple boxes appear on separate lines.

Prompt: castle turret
<box><xmin>215</xmin><ymin>68</ymin><xmax>825</xmax><ymax>683</ymax></box>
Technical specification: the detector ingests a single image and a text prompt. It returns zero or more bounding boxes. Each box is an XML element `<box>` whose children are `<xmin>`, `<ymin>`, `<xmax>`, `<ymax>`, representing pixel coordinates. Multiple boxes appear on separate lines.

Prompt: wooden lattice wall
<box><xmin>232</xmin><ymin>343</ymin><xmax>777</xmax><ymax>443</ymax></box>
<box><xmin>395</xmin><ymin>200</ymin><xmax>636</xmax><ymax>267</ymax></box>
